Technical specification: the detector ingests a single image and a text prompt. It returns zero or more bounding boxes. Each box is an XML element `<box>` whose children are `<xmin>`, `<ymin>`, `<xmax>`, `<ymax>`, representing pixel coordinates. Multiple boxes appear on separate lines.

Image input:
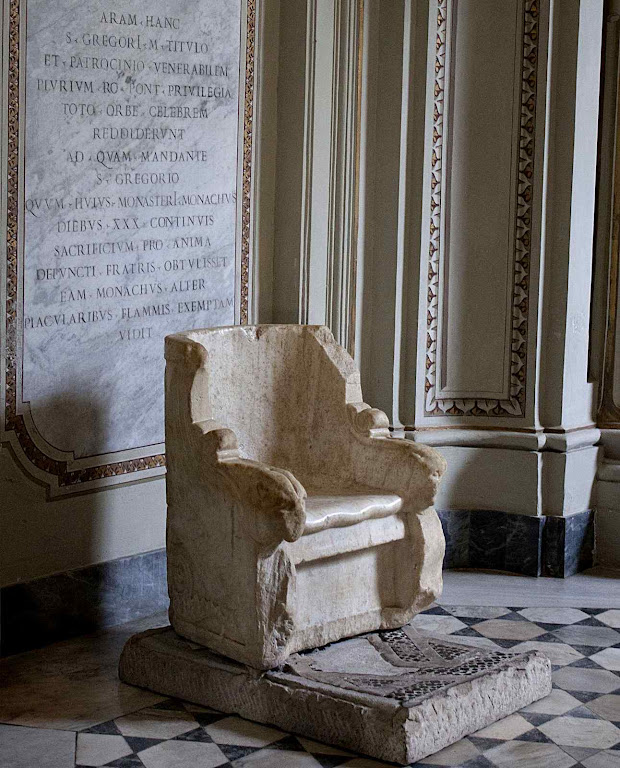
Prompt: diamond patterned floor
<box><xmin>2</xmin><ymin>605</ymin><xmax>620</xmax><ymax>767</ymax></box>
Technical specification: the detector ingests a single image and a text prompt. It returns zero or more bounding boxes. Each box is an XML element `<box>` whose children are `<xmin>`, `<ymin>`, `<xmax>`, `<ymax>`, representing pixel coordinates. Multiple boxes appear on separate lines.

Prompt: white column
<box><xmin>269</xmin><ymin>0</ymin><xmax>363</xmax><ymax>342</ymax></box>
<box><xmin>593</xmin><ymin>1</ymin><xmax>620</xmax><ymax>566</ymax></box>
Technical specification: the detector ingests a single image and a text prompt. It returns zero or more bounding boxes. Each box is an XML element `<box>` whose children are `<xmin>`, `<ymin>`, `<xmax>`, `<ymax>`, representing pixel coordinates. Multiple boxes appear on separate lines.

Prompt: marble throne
<box><xmin>164</xmin><ymin>324</ymin><xmax>446</xmax><ymax>670</ymax></box>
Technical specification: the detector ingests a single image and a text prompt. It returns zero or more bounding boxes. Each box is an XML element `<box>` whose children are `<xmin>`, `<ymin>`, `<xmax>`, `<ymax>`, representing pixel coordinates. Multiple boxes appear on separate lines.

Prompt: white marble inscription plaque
<box><xmin>21</xmin><ymin>0</ymin><xmax>240</xmax><ymax>459</ymax></box>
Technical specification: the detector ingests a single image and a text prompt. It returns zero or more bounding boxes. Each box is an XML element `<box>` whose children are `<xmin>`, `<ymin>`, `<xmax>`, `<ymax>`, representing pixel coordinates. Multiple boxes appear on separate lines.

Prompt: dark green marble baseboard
<box><xmin>0</xmin><ymin>549</ymin><xmax>169</xmax><ymax>657</ymax></box>
<box><xmin>438</xmin><ymin>509</ymin><xmax>594</xmax><ymax>578</ymax></box>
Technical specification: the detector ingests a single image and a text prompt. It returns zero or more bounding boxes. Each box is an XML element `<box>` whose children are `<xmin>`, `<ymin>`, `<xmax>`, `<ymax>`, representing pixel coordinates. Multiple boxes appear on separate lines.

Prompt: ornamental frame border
<box><xmin>3</xmin><ymin>0</ymin><xmax>255</xmax><ymax>489</ymax></box>
<box><xmin>424</xmin><ymin>0</ymin><xmax>538</xmax><ymax>418</ymax></box>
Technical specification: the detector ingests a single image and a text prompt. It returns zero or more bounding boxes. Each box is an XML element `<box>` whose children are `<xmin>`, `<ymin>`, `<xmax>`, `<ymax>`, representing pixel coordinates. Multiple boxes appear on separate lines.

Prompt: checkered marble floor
<box><xmin>3</xmin><ymin>605</ymin><xmax>620</xmax><ymax>768</ymax></box>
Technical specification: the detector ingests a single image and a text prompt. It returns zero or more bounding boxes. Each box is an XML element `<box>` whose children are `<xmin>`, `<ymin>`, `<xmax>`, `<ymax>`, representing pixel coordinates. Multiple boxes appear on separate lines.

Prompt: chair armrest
<box><xmin>222</xmin><ymin>458</ymin><xmax>307</xmax><ymax>545</ymax></box>
<box><xmin>192</xmin><ymin>418</ymin><xmax>306</xmax><ymax>545</ymax></box>
<box><xmin>348</xmin><ymin>404</ymin><xmax>446</xmax><ymax>510</ymax></box>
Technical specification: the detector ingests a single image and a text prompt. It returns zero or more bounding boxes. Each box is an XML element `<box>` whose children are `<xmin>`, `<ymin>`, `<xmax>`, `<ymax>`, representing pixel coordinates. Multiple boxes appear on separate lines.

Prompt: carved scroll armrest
<box><xmin>192</xmin><ymin>419</ymin><xmax>307</xmax><ymax>545</ymax></box>
<box><xmin>223</xmin><ymin>459</ymin><xmax>307</xmax><ymax>545</ymax></box>
<box><xmin>347</xmin><ymin>404</ymin><xmax>446</xmax><ymax>510</ymax></box>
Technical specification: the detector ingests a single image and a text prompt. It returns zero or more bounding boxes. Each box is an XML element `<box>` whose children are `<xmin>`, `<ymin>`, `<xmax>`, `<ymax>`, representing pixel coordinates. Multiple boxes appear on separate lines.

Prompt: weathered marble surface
<box><xmin>119</xmin><ymin>624</ymin><xmax>552</xmax><ymax>765</ymax></box>
<box><xmin>165</xmin><ymin>324</ymin><xmax>446</xmax><ymax>668</ymax></box>
<box><xmin>21</xmin><ymin>0</ymin><xmax>239</xmax><ymax>459</ymax></box>
<box><xmin>544</xmin><ymin>511</ymin><xmax>594</xmax><ymax>577</ymax></box>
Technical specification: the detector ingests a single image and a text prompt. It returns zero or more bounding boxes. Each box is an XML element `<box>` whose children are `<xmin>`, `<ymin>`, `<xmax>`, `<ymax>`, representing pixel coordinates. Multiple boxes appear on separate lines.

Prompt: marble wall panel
<box><xmin>2</xmin><ymin>0</ymin><xmax>253</xmax><ymax>492</ymax></box>
<box><xmin>439</xmin><ymin>0</ymin><xmax>521</xmax><ymax>400</ymax></box>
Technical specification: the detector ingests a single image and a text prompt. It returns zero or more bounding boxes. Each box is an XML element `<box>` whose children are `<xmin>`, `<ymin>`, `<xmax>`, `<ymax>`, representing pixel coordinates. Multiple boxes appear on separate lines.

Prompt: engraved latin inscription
<box><xmin>22</xmin><ymin>0</ymin><xmax>240</xmax><ymax>458</ymax></box>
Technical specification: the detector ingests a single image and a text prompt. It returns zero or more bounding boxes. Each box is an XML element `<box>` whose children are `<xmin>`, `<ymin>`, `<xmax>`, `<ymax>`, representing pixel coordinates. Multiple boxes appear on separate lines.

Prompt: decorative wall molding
<box><xmin>424</xmin><ymin>0</ymin><xmax>539</xmax><ymax>417</ymax></box>
<box><xmin>410</xmin><ymin>426</ymin><xmax>600</xmax><ymax>452</ymax></box>
<box><xmin>240</xmin><ymin>0</ymin><xmax>257</xmax><ymax>326</ymax></box>
<box><xmin>1</xmin><ymin>0</ymin><xmax>256</xmax><ymax>493</ymax></box>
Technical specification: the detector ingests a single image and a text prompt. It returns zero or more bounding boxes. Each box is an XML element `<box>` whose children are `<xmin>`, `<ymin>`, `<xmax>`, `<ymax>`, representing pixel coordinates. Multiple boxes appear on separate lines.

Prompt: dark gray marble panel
<box><xmin>541</xmin><ymin>517</ymin><xmax>565</xmax><ymax>578</ymax></box>
<box><xmin>564</xmin><ymin>509</ymin><xmax>594</xmax><ymax>576</ymax></box>
<box><xmin>438</xmin><ymin>509</ymin><xmax>591</xmax><ymax>578</ymax></box>
<box><xmin>1</xmin><ymin>549</ymin><xmax>169</xmax><ymax>656</ymax></box>
<box><xmin>504</xmin><ymin>514</ymin><xmax>544</xmax><ymax>577</ymax></box>
<box><xmin>468</xmin><ymin>510</ymin><xmax>507</xmax><ymax>572</ymax></box>
<box><xmin>437</xmin><ymin>509</ymin><xmax>470</xmax><ymax>568</ymax></box>
<box><xmin>542</xmin><ymin>510</ymin><xmax>594</xmax><ymax>578</ymax></box>
<box><xmin>438</xmin><ymin>509</ymin><xmax>543</xmax><ymax>577</ymax></box>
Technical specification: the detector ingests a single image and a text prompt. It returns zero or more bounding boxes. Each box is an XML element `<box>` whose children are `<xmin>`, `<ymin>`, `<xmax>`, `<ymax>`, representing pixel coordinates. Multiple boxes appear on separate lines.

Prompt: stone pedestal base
<box><xmin>119</xmin><ymin>625</ymin><xmax>552</xmax><ymax>765</ymax></box>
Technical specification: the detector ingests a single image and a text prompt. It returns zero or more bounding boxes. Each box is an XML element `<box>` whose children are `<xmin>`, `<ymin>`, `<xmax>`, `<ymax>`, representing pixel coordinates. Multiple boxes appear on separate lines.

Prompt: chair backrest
<box><xmin>165</xmin><ymin>324</ymin><xmax>362</xmax><ymax>480</ymax></box>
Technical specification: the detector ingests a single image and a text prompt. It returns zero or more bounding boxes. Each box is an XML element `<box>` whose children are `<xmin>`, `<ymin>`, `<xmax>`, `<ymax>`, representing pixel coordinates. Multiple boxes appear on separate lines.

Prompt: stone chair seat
<box><xmin>302</xmin><ymin>484</ymin><xmax>403</xmax><ymax>534</ymax></box>
<box><xmin>164</xmin><ymin>324</ymin><xmax>446</xmax><ymax>669</ymax></box>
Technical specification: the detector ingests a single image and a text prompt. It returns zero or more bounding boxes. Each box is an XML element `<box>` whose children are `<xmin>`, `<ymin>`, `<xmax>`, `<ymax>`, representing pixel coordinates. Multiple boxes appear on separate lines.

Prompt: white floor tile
<box><xmin>442</xmin><ymin>605</ymin><xmax>510</xmax><ymax>620</ymax></box>
<box><xmin>439</xmin><ymin>568</ymin><xmax>620</xmax><ymax>608</ymax></box>
<box><xmin>562</xmin><ymin>746</ymin><xmax>600</xmax><ymax>761</ymax></box>
<box><xmin>418</xmin><ymin>737</ymin><xmax>479</xmax><ymax>765</ymax></box>
<box><xmin>590</xmin><ymin>649</ymin><xmax>620</xmax><ymax>672</ymax></box>
<box><xmin>114</xmin><ymin>709</ymin><xmax>198</xmax><ymax>739</ymax></box>
<box><xmin>553</xmin><ymin>668</ymin><xmax>620</xmax><ymax>694</ymax></box>
<box><xmin>538</xmin><ymin>716</ymin><xmax>620</xmax><ymax>749</ymax></box>
<box><xmin>138</xmin><ymin>740</ymin><xmax>229</xmax><ymax>768</ymax></box>
<box><xmin>522</xmin><ymin>688</ymin><xmax>582</xmax><ymax>715</ymax></box>
<box><xmin>472</xmin><ymin>619</ymin><xmax>546</xmax><ymax>641</ymax></box>
<box><xmin>473</xmin><ymin>714</ymin><xmax>533</xmax><ymax>740</ymax></box>
<box><xmin>518</xmin><ymin>608</ymin><xmax>590</xmax><ymax>625</ymax></box>
<box><xmin>596</xmin><ymin>612</ymin><xmax>620</xmax><ymax>629</ymax></box>
<box><xmin>510</xmin><ymin>641</ymin><xmax>584</xmax><ymax>667</ymax></box>
<box><xmin>551</xmin><ymin>627</ymin><xmax>620</xmax><ymax>648</ymax></box>
<box><xmin>75</xmin><ymin>733</ymin><xmax>132</xmax><ymax>766</ymax></box>
<box><xmin>296</xmin><ymin>737</ymin><xmax>353</xmax><ymax>755</ymax></box>
<box><xmin>204</xmin><ymin>716</ymin><xmax>285</xmax><ymax>747</ymax></box>
<box><xmin>409</xmin><ymin>614</ymin><xmax>467</xmax><ymax>634</ymax></box>
<box><xmin>0</xmin><ymin>613</ymin><xmax>167</xmax><ymax>732</ymax></box>
<box><xmin>483</xmin><ymin>741</ymin><xmax>577</xmax><ymax>768</ymax></box>
<box><xmin>587</xmin><ymin>696</ymin><xmax>620</xmax><ymax>722</ymax></box>
<box><xmin>582</xmin><ymin>749</ymin><xmax>620</xmax><ymax>767</ymax></box>
<box><xmin>232</xmin><ymin>749</ymin><xmax>323</xmax><ymax>767</ymax></box>
<box><xmin>437</xmin><ymin>634</ymin><xmax>502</xmax><ymax>650</ymax></box>
<box><xmin>0</xmin><ymin>724</ymin><xmax>76</xmax><ymax>768</ymax></box>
